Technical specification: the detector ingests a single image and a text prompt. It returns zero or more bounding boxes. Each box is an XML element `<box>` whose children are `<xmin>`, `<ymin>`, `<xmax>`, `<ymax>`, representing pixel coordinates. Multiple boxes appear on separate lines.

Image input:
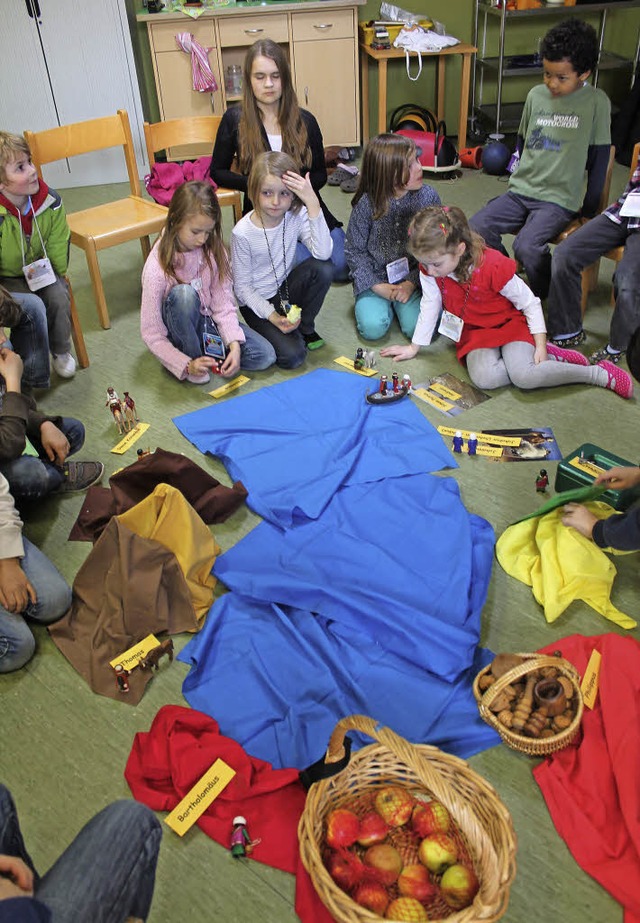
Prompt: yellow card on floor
<box><xmin>209</xmin><ymin>375</ymin><xmax>250</xmax><ymax>398</ymax></box>
<box><xmin>111</xmin><ymin>423</ymin><xmax>150</xmax><ymax>455</ymax></box>
<box><xmin>334</xmin><ymin>356</ymin><xmax>377</xmax><ymax>377</ymax></box>
<box><xmin>581</xmin><ymin>648</ymin><xmax>602</xmax><ymax>709</ymax></box>
<box><xmin>413</xmin><ymin>388</ymin><xmax>454</xmax><ymax>412</ymax></box>
<box><xmin>165</xmin><ymin>759</ymin><xmax>236</xmax><ymax>836</ymax></box>
<box><xmin>569</xmin><ymin>457</ymin><xmax>605</xmax><ymax>479</ymax></box>
<box><xmin>429</xmin><ymin>382</ymin><xmax>462</xmax><ymax>400</ymax></box>
<box><xmin>109</xmin><ymin>634</ymin><xmax>159</xmax><ymax>671</ymax></box>
<box><xmin>437</xmin><ymin>426</ymin><xmax>521</xmax><ymax>447</ymax></box>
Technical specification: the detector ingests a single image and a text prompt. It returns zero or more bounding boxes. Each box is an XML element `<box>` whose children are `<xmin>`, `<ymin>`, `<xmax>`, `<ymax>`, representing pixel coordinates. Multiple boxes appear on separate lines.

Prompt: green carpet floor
<box><xmin>0</xmin><ymin>161</ymin><xmax>637</xmax><ymax>922</ymax></box>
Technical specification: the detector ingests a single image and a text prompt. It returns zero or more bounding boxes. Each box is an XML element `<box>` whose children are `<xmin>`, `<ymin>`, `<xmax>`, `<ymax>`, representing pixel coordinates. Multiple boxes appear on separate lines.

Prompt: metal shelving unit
<box><xmin>471</xmin><ymin>0</ymin><xmax>640</xmax><ymax>136</ymax></box>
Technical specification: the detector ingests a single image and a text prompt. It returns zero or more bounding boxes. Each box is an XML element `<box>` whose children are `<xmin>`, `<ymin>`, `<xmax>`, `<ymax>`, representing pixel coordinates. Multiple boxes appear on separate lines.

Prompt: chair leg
<box><xmin>580</xmin><ymin>262</ymin><xmax>599</xmax><ymax>316</ymax></box>
<box><xmin>84</xmin><ymin>240</ymin><xmax>111</xmax><ymax>329</ymax></box>
<box><xmin>232</xmin><ymin>194</ymin><xmax>242</xmax><ymax>224</ymax></box>
<box><xmin>66</xmin><ymin>276</ymin><xmax>89</xmax><ymax>368</ymax></box>
<box><xmin>140</xmin><ymin>236</ymin><xmax>151</xmax><ymax>260</ymax></box>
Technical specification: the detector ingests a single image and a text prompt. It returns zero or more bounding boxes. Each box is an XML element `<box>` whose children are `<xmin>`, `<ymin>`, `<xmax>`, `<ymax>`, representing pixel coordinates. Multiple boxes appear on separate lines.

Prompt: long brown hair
<box><xmin>157</xmin><ymin>182</ymin><xmax>229</xmax><ymax>283</ymax></box>
<box><xmin>247</xmin><ymin>151</ymin><xmax>303</xmax><ymax>221</ymax></box>
<box><xmin>351</xmin><ymin>134</ymin><xmax>417</xmax><ymax>219</ymax></box>
<box><xmin>238</xmin><ymin>40</ymin><xmax>310</xmax><ymax>175</ymax></box>
<box><xmin>407</xmin><ymin>206</ymin><xmax>484</xmax><ymax>282</ymax></box>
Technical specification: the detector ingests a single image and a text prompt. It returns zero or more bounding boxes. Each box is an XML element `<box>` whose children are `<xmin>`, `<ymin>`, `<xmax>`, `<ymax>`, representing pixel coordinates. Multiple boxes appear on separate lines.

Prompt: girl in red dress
<box><xmin>380</xmin><ymin>206</ymin><xmax>633</xmax><ymax>399</ymax></box>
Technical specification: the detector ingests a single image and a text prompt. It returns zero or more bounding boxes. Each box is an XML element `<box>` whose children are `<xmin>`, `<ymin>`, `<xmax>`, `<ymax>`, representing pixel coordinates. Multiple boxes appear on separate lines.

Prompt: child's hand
<box><xmin>594</xmin><ymin>465</ymin><xmax>640</xmax><ymax>490</ymax></box>
<box><xmin>0</xmin><ymin>559</ymin><xmax>36</xmax><ymax>614</ymax></box>
<box><xmin>561</xmin><ymin>503</ymin><xmax>597</xmax><ymax>539</ymax></box>
<box><xmin>0</xmin><ymin>348</ymin><xmax>23</xmax><ymax>391</ymax></box>
<box><xmin>40</xmin><ymin>421</ymin><xmax>70</xmax><ymax>465</ymax></box>
<box><xmin>390</xmin><ymin>281</ymin><xmax>415</xmax><ymax>304</ymax></box>
<box><xmin>533</xmin><ymin>343</ymin><xmax>548</xmax><ymax>364</ymax></box>
<box><xmin>219</xmin><ymin>342</ymin><xmax>241</xmax><ymax>378</ymax></box>
<box><xmin>187</xmin><ymin>356</ymin><xmax>216</xmax><ymax>379</ymax></box>
<box><xmin>371</xmin><ymin>283</ymin><xmax>396</xmax><ymax>302</ymax></box>
<box><xmin>268</xmin><ymin>310</ymin><xmax>301</xmax><ymax>334</ymax></box>
<box><xmin>380</xmin><ymin>343</ymin><xmax>419</xmax><ymax>362</ymax></box>
<box><xmin>282</xmin><ymin>171</ymin><xmax>320</xmax><ymax>216</ymax></box>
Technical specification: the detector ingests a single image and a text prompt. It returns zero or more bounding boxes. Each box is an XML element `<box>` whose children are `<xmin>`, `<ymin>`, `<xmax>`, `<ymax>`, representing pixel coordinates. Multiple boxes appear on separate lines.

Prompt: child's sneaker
<box><xmin>52</xmin><ymin>352</ymin><xmax>77</xmax><ymax>378</ymax></box>
<box><xmin>597</xmin><ymin>360</ymin><xmax>633</xmax><ymax>399</ymax></box>
<box><xmin>549</xmin><ymin>330</ymin><xmax>587</xmax><ymax>349</ymax></box>
<box><xmin>302</xmin><ymin>331</ymin><xmax>325</xmax><ymax>350</ymax></box>
<box><xmin>186</xmin><ymin>370</ymin><xmax>211</xmax><ymax>384</ymax></box>
<box><xmin>58</xmin><ymin>461</ymin><xmax>104</xmax><ymax>492</ymax></box>
<box><xmin>589</xmin><ymin>345</ymin><xmax>624</xmax><ymax>365</ymax></box>
<box><xmin>546</xmin><ymin>343</ymin><xmax>589</xmax><ymax>366</ymax></box>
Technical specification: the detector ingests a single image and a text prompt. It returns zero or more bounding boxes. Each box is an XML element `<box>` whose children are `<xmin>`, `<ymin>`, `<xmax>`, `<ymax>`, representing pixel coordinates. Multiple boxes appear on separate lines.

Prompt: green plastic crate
<box><xmin>555</xmin><ymin>443</ymin><xmax>640</xmax><ymax>511</ymax></box>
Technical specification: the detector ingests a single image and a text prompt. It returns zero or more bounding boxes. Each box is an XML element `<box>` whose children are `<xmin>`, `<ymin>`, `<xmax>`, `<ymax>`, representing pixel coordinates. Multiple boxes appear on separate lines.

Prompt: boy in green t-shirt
<box><xmin>470</xmin><ymin>19</ymin><xmax>611</xmax><ymax>301</ymax></box>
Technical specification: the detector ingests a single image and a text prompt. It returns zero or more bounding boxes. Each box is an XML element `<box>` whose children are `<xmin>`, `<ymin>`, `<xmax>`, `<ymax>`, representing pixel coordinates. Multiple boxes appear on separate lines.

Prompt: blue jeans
<box><xmin>354</xmin><ymin>288</ymin><xmax>422</xmax><ymax>341</ymax></box>
<box><xmin>2</xmin><ymin>274</ymin><xmax>72</xmax><ymax>356</ymax></box>
<box><xmin>161</xmin><ymin>284</ymin><xmax>276</xmax><ymax>370</ymax></box>
<box><xmin>0</xmin><ymin>538</ymin><xmax>71</xmax><ymax>672</ymax></box>
<box><xmin>0</xmin><ymin>785</ymin><xmax>162</xmax><ymax>921</ymax></box>
<box><xmin>0</xmin><ymin>417</ymin><xmax>85</xmax><ymax>502</ymax></box>
<box><xmin>3</xmin><ymin>292</ymin><xmax>52</xmax><ymax>389</ymax></box>
<box><xmin>296</xmin><ymin>227</ymin><xmax>349</xmax><ymax>282</ymax></box>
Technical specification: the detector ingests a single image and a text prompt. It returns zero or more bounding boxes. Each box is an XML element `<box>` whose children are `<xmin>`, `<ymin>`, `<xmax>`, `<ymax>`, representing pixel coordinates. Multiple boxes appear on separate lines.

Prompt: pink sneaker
<box><xmin>598</xmin><ymin>359</ymin><xmax>634</xmax><ymax>399</ymax></box>
<box><xmin>546</xmin><ymin>343</ymin><xmax>589</xmax><ymax>366</ymax></box>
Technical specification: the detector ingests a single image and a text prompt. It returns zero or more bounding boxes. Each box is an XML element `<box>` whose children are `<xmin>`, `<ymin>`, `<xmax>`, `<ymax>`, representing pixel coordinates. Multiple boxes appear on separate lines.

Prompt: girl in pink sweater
<box><xmin>141</xmin><ymin>181</ymin><xmax>275</xmax><ymax>384</ymax></box>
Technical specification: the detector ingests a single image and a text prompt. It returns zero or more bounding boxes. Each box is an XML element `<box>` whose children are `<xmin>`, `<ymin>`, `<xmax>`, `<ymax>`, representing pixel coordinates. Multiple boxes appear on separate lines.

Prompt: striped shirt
<box><xmin>605</xmin><ymin>155</ymin><xmax>640</xmax><ymax>231</ymax></box>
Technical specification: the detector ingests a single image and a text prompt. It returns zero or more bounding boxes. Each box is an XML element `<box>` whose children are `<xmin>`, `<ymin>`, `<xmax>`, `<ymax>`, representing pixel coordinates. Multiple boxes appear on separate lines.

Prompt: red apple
<box><xmin>411</xmin><ymin>800</ymin><xmax>451</xmax><ymax>838</ymax></box>
<box><xmin>440</xmin><ymin>863</ymin><xmax>479</xmax><ymax>910</ymax></box>
<box><xmin>353</xmin><ymin>880</ymin><xmax>390</xmax><ymax>916</ymax></box>
<box><xmin>375</xmin><ymin>786</ymin><xmax>415</xmax><ymax>827</ymax></box>
<box><xmin>397</xmin><ymin>863</ymin><xmax>438</xmax><ymax>903</ymax></box>
<box><xmin>385</xmin><ymin>897</ymin><xmax>429</xmax><ymax>921</ymax></box>
<box><xmin>325</xmin><ymin>848</ymin><xmax>365</xmax><ymax>892</ymax></box>
<box><xmin>364</xmin><ymin>843</ymin><xmax>403</xmax><ymax>886</ymax></box>
<box><xmin>325</xmin><ymin>808</ymin><xmax>360</xmax><ymax>849</ymax></box>
<box><xmin>418</xmin><ymin>834</ymin><xmax>457</xmax><ymax>874</ymax></box>
<box><xmin>357</xmin><ymin>811</ymin><xmax>388</xmax><ymax>846</ymax></box>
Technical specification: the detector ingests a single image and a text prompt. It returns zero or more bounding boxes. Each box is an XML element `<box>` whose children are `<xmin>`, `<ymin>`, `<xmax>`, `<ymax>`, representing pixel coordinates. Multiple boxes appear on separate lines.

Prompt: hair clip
<box><xmin>439</xmin><ymin>222</ymin><xmax>447</xmax><ymax>235</ymax></box>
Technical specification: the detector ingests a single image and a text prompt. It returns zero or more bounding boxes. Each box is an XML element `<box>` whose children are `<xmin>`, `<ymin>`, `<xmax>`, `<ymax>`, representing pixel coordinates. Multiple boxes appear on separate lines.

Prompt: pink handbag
<box><xmin>144</xmin><ymin>156</ymin><xmax>217</xmax><ymax>206</ymax></box>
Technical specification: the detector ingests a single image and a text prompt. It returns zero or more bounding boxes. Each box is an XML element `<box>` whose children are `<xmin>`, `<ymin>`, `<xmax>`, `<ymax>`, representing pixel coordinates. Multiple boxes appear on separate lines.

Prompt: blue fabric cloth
<box><xmin>179</xmin><ymin>475</ymin><xmax>499</xmax><ymax>768</ymax></box>
<box><xmin>173</xmin><ymin>367</ymin><xmax>456</xmax><ymax>527</ymax></box>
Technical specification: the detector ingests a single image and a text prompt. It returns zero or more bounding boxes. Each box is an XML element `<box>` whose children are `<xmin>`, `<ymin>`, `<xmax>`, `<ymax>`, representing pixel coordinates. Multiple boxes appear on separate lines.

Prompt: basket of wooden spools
<box><xmin>473</xmin><ymin>653</ymin><xmax>584</xmax><ymax>756</ymax></box>
<box><xmin>299</xmin><ymin>714</ymin><xmax>517</xmax><ymax>923</ymax></box>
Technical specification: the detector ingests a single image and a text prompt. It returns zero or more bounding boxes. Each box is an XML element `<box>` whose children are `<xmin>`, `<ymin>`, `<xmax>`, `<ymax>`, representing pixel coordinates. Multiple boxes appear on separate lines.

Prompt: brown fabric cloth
<box><xmin>68</xmin><ymin>447</ymin><xmax>247</xmax><ymax>542</ymax></box>
<box><xmin>50</xmin><ymin>490</ymin><xmax>211</xmax><ymax>705</ymax></box>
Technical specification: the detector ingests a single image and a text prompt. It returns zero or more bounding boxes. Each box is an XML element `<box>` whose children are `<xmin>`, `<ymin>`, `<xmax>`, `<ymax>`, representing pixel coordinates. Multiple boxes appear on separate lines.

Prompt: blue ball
<box><xmin>481</xmin><ymin>141</ymin><xmax>511</xmax><ymax>176</ymax></box>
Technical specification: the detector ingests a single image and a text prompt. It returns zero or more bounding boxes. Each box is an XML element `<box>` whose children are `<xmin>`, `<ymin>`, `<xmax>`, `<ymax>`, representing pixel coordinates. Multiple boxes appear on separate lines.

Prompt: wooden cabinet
<box><xmin>138</xmin><ymin>1</ymin><xmax>362</xmax><ymax>149</ymax></box>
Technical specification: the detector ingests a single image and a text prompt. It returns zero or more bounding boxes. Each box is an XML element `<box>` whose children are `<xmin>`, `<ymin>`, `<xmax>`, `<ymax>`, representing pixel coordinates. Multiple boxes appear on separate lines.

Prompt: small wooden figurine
<box><xmin>106</xmin><ymin>387</ymin><xmax>125</xmax><ymax>435</ymax></box>
<box><xmin>122</xmin><ymin>391</ymin><xmax>139</xmax><ymax>428</ymax></box>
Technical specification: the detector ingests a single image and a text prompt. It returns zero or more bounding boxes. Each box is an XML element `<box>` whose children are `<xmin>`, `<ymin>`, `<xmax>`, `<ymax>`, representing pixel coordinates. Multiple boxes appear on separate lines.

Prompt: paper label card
<box><xmin>581</xmin><ymin>648</ymin><xmax>602</xmax><ymax>710</ymax></box>
<box><xmin>110</xmin><ymin>634</ymin><xmax>160</xmax><ymax>671</ymax></box>
<box><xmin>569</xmin><ymin>457</ymin><xmax>605</xmax><ymax>479</ymax></box>
<box><xmin>333</xmin><ymin>356</ymin><xmax>377</xmax><ymax>377</ymax></box>
<box><xmin>209</xmin><ymin>375</ymin><xmax>250</xmax><ymax>398</ymax></box>
<box><xmin>165</xmin><ymin>759</ymin><xmax>236</xmax><ymax>836</ymax></box>
<box><xmin>111</xmin><ymin>423</ymin><xmax>150</xmax><ymax>455</ymax></box>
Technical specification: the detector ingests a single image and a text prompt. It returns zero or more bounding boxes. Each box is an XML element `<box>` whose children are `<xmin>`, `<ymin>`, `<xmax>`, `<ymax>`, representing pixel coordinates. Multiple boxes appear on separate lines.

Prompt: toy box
<box><xmin>555</xmin><ymin>443</ymin><xmax>640</xmax><ymax>511</ymax></box>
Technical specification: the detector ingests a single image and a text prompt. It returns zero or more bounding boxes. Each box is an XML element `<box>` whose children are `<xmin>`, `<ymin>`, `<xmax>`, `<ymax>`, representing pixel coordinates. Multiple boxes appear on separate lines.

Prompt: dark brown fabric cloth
<box><xmin>50</xmin><ymin>516</ymin><xmax>200</xmax><ymax>705</ymax></box>
<box><xmin>68</xmin><ymin>447</ymin><xmax>247</xmax><ymax>541</ymax></box>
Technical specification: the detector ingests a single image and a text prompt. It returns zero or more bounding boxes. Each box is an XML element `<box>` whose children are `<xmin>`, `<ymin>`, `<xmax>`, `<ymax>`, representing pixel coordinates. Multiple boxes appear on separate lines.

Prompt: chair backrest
<box><xmin>628</xmin><ymin>141</ymin><xmax>640</xmax><ymax>182</ymax></box>
<box><xmin>143</xmin><ymin>116</ymin><xmax>221</xmax><ymax>166</ymax></box>
<box><xmin>24</xmin><ymin>110</ymin><xmax>141</xmax><ymax>197</ymax></box>
<box><xmin>598</xmin><ymin>144</ymin><xmax>617</xmax><ymax>214</ymax></box>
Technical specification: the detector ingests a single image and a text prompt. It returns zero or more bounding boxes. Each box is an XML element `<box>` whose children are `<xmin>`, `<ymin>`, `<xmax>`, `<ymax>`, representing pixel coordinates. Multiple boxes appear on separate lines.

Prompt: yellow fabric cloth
<box><xmin>496</xmin><ymin>501</ymin><xmax>636</xmax><ymax>629</ymax></box>
<box><xmin>118</xmin><ymin>483</ymin><xmax>219</xmax><ymax>620</ymax></box>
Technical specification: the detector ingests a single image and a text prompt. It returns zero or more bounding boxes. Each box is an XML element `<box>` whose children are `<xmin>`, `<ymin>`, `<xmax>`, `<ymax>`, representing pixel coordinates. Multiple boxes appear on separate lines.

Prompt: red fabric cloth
<box><xmin>423</xmin><ymin>248</ymin><xmax>533</xmax><ymax>361</ymax></box>
<box><xmin>125</xmin><ymin>705</ymin><xmax>336</xmax><ymax>921</ymax></box>
<box><xmin>534</xmin><ymin>633</ymin><xmax>640</xmax><ymax>923</ymax></box>
<box><xmin>144</xmin><ymin>158</ymin><xmax>216</xmax><ymax>207</ymax></box>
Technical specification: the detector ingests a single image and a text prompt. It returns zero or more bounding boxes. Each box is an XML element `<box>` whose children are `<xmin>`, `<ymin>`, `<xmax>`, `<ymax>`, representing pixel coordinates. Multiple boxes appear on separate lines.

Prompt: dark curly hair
<box><xmin>539</xmin><ymin>19</ymin><xmax>599</xmax><ymax>76</ymax></box>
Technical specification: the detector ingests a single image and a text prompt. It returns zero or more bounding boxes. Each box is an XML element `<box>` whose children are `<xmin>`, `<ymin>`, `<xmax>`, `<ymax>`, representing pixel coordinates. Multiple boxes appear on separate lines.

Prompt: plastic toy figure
<box><xmin>453</xmin><ymin>431</ymin><xmax>464</xmax><ymax>453</ymax></box>
<box><xmin>392</xmin><ymin>371</ymin><xmax>399</xmax><ymax>393</ymax></box>
<box><xmin>354</xmin><ymin>348</ymin><xmax>365</xmax><ymax>371</ymax></box>
<box><xmin>105</xmin><ymin>387</ymin><xmax>128</xmax><ymax>435</ymax></box>
<box><xmin>122</xmin><ymin>391</ymin><xmax>139</xmax><ymax>428</ymax></box>
<box><xmin>114</xmin><ymin>664</ymin><xmax>130</xmax><ymax>693</ymax></box>
<box><xmin>379</xmin><ymin>374</ymin><xmax>388</xmax><ymax>394</ymax></box>
<box><xmin>363</xmin><ymin>349</ymin><xmax>377</xmax><ymax>370</ymax></box>
<box><xmin>137</xmin><ymin>447</ymin><xmax>151</xmax><ymax>459</ymax></box>
<box><xmin>536</xmin><ymin>469</ymin><xmax>549</xmax><ymax>493</ymax></box>
<box><xmin>230</xmin><ymin>816</ymin><xmax>253</xmax><ymax>858</ymax></box>
<box><xmin>468</xmin><ymin>433</ymin><xmax>478</xmax><ymax>456</ymax></box>
<box><xmin>138</xmin><ymin>638</ymin><xmax>174</xmax><ymax>672</ymax></box>
<box><xmin>402</xmin><ymin>374</ymin><xmax>412</xmax><ymax>390</ymax></box>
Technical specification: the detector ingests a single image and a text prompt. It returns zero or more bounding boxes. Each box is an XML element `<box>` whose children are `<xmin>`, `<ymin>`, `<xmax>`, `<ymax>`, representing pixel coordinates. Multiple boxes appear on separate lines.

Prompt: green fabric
<box><xmin>515</xmin><ymin>483</ymin><xmax>608</xmax><ymax>523</ymax></box>
<box><xmin>509</xmin><ymin>83</ymin><xmax>611</xmax><ymax>212</ymax></box>
<box><xmin>0</xmin><ymin>191</ymin><xmax>70</xmax><ymax>278</ymax></box>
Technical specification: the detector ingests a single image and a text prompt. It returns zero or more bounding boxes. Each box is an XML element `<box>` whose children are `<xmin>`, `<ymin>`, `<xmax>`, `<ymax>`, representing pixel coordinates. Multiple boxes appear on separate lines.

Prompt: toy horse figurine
<box><xmin>106</xmin><ymin>387</ymin><xmax>126</xmax><ymax>435</ymax></box>
<box><xmin>138</xmin><ymin>638</ymin><xmax>174</xmax><ymax>672</ymax></box>
<box><xmin>122</xmin><ymin>391</ymin><xmax>139</xmax><ymax>429</ymax></box>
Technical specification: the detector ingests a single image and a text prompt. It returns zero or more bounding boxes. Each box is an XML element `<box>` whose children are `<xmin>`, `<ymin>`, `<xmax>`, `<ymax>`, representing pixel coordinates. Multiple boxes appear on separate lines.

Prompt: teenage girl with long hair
<box><xmin>380</xmin><ymin>205</ymin><xmax>633</xmax><ymax>399</ymax></box>
<box><xmin>344</xmin><ymin>134</ymin><xmax>441</xmax><ymax>342</ymax></box>
<box><xmin>210</xmin><ymin>38</ymin><xmax>347</xmax><ymax>281</ymax></box>
<box><xmin>141</xmin><ymin>181</ymin><xmax>275</xmax><ymax>384</ymax></box>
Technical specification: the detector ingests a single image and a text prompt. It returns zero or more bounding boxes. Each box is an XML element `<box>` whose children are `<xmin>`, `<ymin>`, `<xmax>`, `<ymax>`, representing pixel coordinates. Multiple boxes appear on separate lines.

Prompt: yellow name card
<box><xmin>581</xmin><ymin>649</ymin><xmax>602</xmax><ymax>709</ymax></box>
<box><xmin>110</xmin><ymin>634</ymin><xmax>160</xmax><ymax>671</ymax></box>
<box><xmin>429</xmin><ymin>382</ymin><xmax>462</xmax><ymax>400</ymax></box>
<box><xmin>209</xmin><ymin>375</ymin><xmax>250</xmax><ymax>399</ymax></box>
<box><xmin>437</xmin><ymin>426</ymin><xmax>521</xmax><ymax>447</ymax></box>
<box><xmin>165</xmin><ymin>759</ymin><xmax>236</xmax><ymax>836</ymax></box>
<box><xmin>334</xmin><ymin>356</ymin><xmax>377</xmax><ymax>377</ymax></box>
<box><xmin>111</xmin><ymin>423</ymin><xmax>150</xmax><ymax>455</ymax></box>
<box><xmin>413</xmin><ymin>388</ymin><xmax>454</xmax><ymax>412</ymax></box>
<box><xmin>569</xmin><ymin>457</ymin><xmax>605</xmax><ymax>479</ymax></box>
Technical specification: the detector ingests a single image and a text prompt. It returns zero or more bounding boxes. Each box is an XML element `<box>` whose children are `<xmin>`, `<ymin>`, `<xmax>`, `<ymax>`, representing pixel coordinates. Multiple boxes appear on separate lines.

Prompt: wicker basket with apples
<box><xmin>299</xmin><ymin>715</ymin><xmax>516</xmax><ymax>922</ymax></box>
<box><xmin>473</xmin><ymin>653</ymin><xmax>583</xmax><ymax>756</ymax></box>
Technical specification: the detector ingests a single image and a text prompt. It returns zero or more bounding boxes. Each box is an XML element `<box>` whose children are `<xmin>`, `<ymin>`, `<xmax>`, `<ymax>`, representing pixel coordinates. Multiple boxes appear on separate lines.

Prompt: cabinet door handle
<box><xmin>304</xmin><ymin>86</ymin><xmax>309</xmax><ymax>105</ymax></box>
<box><xmin>313</xmin><ymin>24</ymin><xmax>333</xmax><ymax>30</ymax></box>
<box><xmin>243</xmin><ymin>28</ymin><xmax>264</xmax><ymax>34</ymax></box>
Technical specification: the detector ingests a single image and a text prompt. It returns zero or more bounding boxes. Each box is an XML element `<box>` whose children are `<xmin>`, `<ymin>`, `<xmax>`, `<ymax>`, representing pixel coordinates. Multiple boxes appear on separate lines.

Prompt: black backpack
<box><xmin>611</xmin><ymin>63</ymin><xmax>640</xmax><ymax>167</ymax></box>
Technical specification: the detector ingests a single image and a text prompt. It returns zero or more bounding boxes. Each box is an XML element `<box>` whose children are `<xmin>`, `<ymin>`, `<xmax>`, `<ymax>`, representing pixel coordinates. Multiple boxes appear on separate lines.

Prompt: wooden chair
<box><xmin>25</xmin><ymin>110</ymin><xmax>168</xmax><ymax>330</ymax></box>
<box><xmin>143</xmin><ymin>116</ymin><xmax>242</xmax><ymax>224</ymax></box>
<box><xmin>67</xmin><ymin>278</ymin><xmax>89</xmax><ymax>368</ymax></box>
<box><xmin>551</xmin><ymin>144</ymin><xmax>616</xmax><ymax>314</ymax></box>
